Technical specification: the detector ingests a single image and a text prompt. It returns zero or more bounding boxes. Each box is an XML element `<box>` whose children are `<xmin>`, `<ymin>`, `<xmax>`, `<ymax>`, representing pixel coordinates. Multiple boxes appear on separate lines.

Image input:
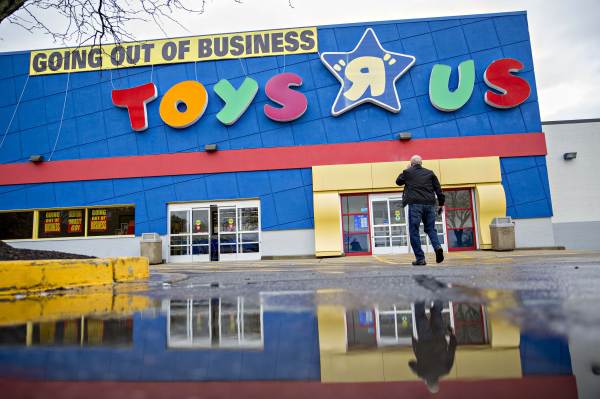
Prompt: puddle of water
<box><xmin>0</xmin><ymin>286</ymin><xmax>596</xmax><ymax>399</ymax></box>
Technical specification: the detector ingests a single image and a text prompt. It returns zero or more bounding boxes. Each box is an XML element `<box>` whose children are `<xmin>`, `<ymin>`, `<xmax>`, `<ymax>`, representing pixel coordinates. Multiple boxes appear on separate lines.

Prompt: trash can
<box><xmin>140</xmin><ymin>233</ymin><xmax>163</xmax><ymax>264</ymax></box>
<box><xmin>489</xmin><ymin>217</ymin><xmax>515</xmax><ymax>251</ymax></box>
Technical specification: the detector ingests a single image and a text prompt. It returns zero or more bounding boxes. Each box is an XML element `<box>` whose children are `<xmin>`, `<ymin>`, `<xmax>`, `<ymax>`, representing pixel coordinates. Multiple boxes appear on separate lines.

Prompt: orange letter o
<box><xmin>159</xmin><ymin>80</ymin><xmax>208</xmax><ymax>128</ymax></box>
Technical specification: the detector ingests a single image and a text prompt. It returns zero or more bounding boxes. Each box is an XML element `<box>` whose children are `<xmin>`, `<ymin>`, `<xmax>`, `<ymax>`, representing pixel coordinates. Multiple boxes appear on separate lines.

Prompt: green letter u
<box><xmin>429</xmin><ymin>60</ymin><xmax>475</xmax><ymax>112</ymax></box>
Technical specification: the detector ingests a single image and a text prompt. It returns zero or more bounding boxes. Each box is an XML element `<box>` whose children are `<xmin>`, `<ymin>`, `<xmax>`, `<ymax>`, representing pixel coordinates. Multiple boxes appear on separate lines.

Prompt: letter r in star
<box><xmin>321</xmin><ymin>28</ymin><xmax>416</xmax><ymax>116</ymax></box>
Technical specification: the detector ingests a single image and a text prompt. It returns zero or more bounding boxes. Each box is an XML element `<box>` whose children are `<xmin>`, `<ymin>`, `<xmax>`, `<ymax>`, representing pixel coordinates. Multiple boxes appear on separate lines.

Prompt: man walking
<box><xmin>396</xmin><ymin>155</ymin><xmax>445</xmax><ymax>266</ymax></box>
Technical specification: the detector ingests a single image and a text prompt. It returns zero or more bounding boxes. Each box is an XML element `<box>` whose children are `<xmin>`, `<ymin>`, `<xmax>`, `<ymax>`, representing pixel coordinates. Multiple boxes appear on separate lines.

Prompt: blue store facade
<box><xmin>0</xmin><ymin>11</ymin><xmax>552</xmax><ymax>261</ymax></box>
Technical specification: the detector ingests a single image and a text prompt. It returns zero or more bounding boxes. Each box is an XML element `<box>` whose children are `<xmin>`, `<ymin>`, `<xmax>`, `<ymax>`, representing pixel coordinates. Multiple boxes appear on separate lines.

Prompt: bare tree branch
<box><xmin>1</xmin><ymin>0</ymin><xmax>296</xmax><ymax>48</ymax></box>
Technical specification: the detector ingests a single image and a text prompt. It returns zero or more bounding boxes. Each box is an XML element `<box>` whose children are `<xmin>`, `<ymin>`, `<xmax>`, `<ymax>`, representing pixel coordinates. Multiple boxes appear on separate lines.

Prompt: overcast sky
<box><xmin>1</xmin><ymin>0</ymin><xmax>599</xmax><ymax>121</ymax></box>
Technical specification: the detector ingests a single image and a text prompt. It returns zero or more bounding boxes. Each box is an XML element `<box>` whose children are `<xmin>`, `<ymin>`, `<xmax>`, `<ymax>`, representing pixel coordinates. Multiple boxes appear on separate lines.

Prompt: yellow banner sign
<box><xmin>29</xmin><ymin>27</ymin><xmax>318</xmax><ymax>76</ymax></box>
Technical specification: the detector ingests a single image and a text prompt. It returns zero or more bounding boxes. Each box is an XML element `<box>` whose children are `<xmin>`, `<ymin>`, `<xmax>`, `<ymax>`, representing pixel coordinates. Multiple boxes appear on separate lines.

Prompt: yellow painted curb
<box><xmin>112</xmin><ymin>257</ymin><xmax>150</xmax><ymax>282</ymax></box>
<box><xmin>0</xmin><ymin>257</ymin><xmax>149</xmax><ymax>296</ymax></box>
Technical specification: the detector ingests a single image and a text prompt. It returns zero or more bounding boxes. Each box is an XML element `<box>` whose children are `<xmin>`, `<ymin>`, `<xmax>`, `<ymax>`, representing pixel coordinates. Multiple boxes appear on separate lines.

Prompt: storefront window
<box><xmin>341</xmin><ymin>195</ymin><xmax>370</xmax><ymax>254</ymax></box>
<box><xmin>2</xmin><ymin>206</ymin><xmax>135</xmax><ymax>240</ymax></box>
<box><xmin>0</xmin><ymin>211</ymin><xmax>34</xmax><ymax>240</ymax></box>
<box><xmin>445</xmin><ymin>189</ymin><xmax>476</xmax><ymax>250</ymax></box>
<box><xmin>87</xmin><ymin>206</ymin><xmax>135</xmax><ymax>236</ymax></box>
<box><xmin>38</xmin><ymin>209</ymin><xmax>85</xmax><ymax>239</ymax></box>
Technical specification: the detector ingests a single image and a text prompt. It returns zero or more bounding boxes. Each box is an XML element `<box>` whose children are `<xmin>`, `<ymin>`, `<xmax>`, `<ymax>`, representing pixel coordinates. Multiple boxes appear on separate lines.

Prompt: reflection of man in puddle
<box><xmin>409</xmin><ymin>301</ymin><xmax>457</xmax><ymax>393</ymax></box>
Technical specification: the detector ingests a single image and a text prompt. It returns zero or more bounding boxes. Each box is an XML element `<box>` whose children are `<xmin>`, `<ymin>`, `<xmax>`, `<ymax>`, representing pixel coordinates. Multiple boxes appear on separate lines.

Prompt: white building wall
<box><xmin>7</xmin><ymin>229</ymin><xmax>316</xmax><ymax>261</ymax></box>
<box><xmin>544</xmin><ymin>120</ymin><xmax>600</xmax><ymax>249</ymax></box>
<box><xmin>261</xmin><ymin>229</ymin><xmax>315</xmax><ymax>257</ymax></box>
<box><xmin>514</xmin><ymin>218</ymin><xmax>556</xmax><ymax>248</ymax></box>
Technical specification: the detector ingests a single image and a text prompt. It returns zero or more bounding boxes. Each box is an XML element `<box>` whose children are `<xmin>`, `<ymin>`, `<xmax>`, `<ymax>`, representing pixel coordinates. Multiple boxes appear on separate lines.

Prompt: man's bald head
<box><xmin>410</xmin><ymin>155</ymin><xmax>423</xmax><ymax>166</ymax></box>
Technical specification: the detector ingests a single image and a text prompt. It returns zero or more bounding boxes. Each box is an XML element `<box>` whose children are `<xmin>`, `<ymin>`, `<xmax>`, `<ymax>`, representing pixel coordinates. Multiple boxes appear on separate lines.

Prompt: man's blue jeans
<box><xmin>409</xmin><ymin>204</ymin><xmax>441</xmax><ymax>261</ymax></box>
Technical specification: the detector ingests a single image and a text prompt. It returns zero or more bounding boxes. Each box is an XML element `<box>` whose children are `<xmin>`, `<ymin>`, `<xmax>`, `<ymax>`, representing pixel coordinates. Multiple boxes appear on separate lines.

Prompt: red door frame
<box><xmin>340</xmin><ymin>193</ymin><xmax>372</xmax><ymax>256</ymax></box>
<box><xmin>444</xmin><ymin>188</ymin><xmax>477</xmax><ymax>251</ymax></box>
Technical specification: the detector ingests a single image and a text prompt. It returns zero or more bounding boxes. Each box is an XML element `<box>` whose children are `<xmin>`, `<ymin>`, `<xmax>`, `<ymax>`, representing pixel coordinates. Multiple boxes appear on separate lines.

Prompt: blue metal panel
<box><xmin>0</xmin><ymin>133</ymin><xmax>20</xmax><ymax>163</ymax></box>
<box><xmin>77</xmin><ymin>112</ymin><xmax>106</xmax><ymax>144</ymax></box>
<box><xmin>402</xmin><ymin>33</ymin><xmax>438</xmax><ymax>64</ymax></box>
<box><xmin>173</xmin><ymin>175</ymin><xmax>208</xmax><ymax>202</ymax></box>
<box><xmin>54</xmin><ymin>181</ymin><xmax>86</xmax><ymax>206</ymax></box>
<box><xmin>356</xmin><ymin>107</ymin><xmax>392</xmax><ymax>140</ymax></box>
<box><xmin>144</xmin><ymin>185</ymin><xmax>175</xmax><ymax>223</ymax></box>
<box><xmin>259</xmin><ymin>194</ymin><xmax>278</xmax><ymax>229</ymax></box>
<box><xmin>108</xmin><ymin>133</ymin><xmax>138</xmax><ymax>157</ymax></box>
<box><xmin>432</xmin><ymin>27</ymin><xmax>469</xmax><ymax>59</ymax></box>
<box><xmin>0</xmin><ymin>78</ymin><xmax>16</xmax><ymax>107</ymax></box>
<box><xmin>501</xmin><ymin>156</ymin><xmax>553</xmax><ymax>218</ymax></box>
<box><xmin>78</xmin><ymin>140</ymin><xmax>109</xmax><ymax>159</ymax></box>
<box><xmin>246</xmin><ymin>55</ymin><xmax>278</xmax><ymax>74</ymax></box>
<box><xmin>229</xmin><ymin>132</ymin><xmax>262</xmax><ymax>150</ymax></box>
<box><xmin>463</xmin><ymin>19</ymin><xmax>501</xmax><ymax>52</ymax></box>
<box><xmin>429</xmin><ymin>19</ymin><xmax>461</xmax><ymax>31</ymax></box>
<box><xmin>194</xmin><ymin>60</ymin><xmax>218</xmax><ymax>85</ymax></box>
<box><xmin>113</xmin><ymin>177</ymin><xmax>144</xmax><ymax>197</ymax></box>
<box><xmin>84</xmin><ymin>180</ymin><xmax>115</xmax><ymax>204</ymax></box>
<box><xmin>165</xmin><ymin>124</ymin><xmax>198</xmax><ymax>153</ymax></box>
<box><xmin>25</xmin><ymin>183</ymin><xmax>56</xmax><ymax>209</ymax></box>
<box><xmin>236</xmin><ymin>171</ymin><xmax>272</xmax><ymax>197</ymax></box>
<box><xmin>20</xmin><ymin>125</ymin><xmax>51</xmax><ymax>157</ymax></box>
<box><xmin>396</xmin><ymin>21</ymin><xmax>430</xmax><ymax>39</ymax></box>
<box><xmin>17</xmin><ymin>98</ymin><xmax>46</xmax><ymax>131</ymax></box>
<box><xmin>292</xmin><ymin>119</ymin><xmax>327</xmax><ymax>145</ymax></box>
<box><xmin>388</xmin><ymin>97</ymin><xmax>422</xmax><ymax>132</ymax></box>
<box><xmin>205</xmin><ymin>172</ymin><xmax>239</xmax><ymax>199</ymax></box>
<box><xmin>274</xmin><ymin>187</ymin><xmax>311</xmax><ymax>225</ymax></box>
<box><xmin>0</xmin><ymin>55</ymin><xmax>13</xmax><ymax>79</ymax></box>
<box><xmin>456</xmin><ymin>114</ymin><xmax>493</xmax><ymax>136</ymax></box>
<box><xmin>323</xmin><ymin>112</ymin><xmax>359</xmax><ymax>143</ymax></box>
<box><xmin>425</xmin><ymin>120</ymin><xmax>460</xmax><ymax>137</ymax></box>
<box><xmin>261</xmin><ymin>126</ymin><xmax>295</xmax><ymax>148</ymax></box>
<box><xmin>494</xmin><ymin>14</ymin><xmax>530</xmax><ymax>45</ymax></box>
<box><xmin>269</xmin><ymin>169</ymin><xmax>304</xmax><ymax>193</ymax></box>
<box><xmin>135</xmin><ymin>125</ymin><xmax>169</xmax><ymax>155</ymax></box>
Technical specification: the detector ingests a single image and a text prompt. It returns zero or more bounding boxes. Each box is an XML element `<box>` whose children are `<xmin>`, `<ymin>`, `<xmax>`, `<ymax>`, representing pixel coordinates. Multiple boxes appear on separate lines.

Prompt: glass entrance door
<box><xmin>168</xmin><ymin>207</ymin><xmax>210</xmax><ymax>263</ymax></box>
<box><xmin>369</xmin><ymin>194</ymin><xmax>409</xmax><ymax>255</ymax></box>
<box><xmin>191</xmin><ymin>208</ymin><xmax>210</xmax><ymax>261</ymax></box>
<box><xmin>168</xmin><ymin>200</ymin><xmax>260</xmax><ymax>263</ymax></box>
<box><xmin>218</xmin><ymin>203</ymin><xmax>261</xmax><ymax>261</ymax></box>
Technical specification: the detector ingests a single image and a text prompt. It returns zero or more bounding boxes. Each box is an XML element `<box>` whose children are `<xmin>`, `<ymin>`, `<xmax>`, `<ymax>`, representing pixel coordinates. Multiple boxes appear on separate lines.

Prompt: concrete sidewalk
<box><xmin>152</xmin><ymin>249</ymin><xmax>600</xmax><ymax>270</ymax></box>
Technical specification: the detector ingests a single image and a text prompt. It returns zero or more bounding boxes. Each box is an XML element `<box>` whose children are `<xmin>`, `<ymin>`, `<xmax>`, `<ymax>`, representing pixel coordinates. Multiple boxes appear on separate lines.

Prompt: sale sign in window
<box><xmin>90</xmin><ymin>209</ymin><xmax>108</xmax><ymax>232</ymax></box>
<box><xmin>67</xmin><ymin>210</ymin><xmax>83</xmax><ymax>233</ymax></box>
<box><xmin>43</xmin><ymin>211</ymin><xmax>61</xmax><ymax>234</ymax></box>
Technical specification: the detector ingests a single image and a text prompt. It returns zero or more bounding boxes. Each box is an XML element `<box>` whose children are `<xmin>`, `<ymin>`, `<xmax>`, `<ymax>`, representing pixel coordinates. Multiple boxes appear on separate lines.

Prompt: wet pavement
<box><xmin>1</xmin><ymin>250</ymin><xmax>600</xmax><ymax>398</ymax></box>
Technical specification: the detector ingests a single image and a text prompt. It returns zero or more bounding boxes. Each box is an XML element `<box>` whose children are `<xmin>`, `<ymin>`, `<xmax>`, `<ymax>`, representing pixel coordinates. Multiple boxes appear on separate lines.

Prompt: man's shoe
<box><xmin>435</xmin><ymin>247</ymin><xmax>444</xmax><ymax>263</ymax></box>
<box><xmin>412</xmin><ymin>259</ymin><xmax>427</xmax><ymax>266</ymax></box>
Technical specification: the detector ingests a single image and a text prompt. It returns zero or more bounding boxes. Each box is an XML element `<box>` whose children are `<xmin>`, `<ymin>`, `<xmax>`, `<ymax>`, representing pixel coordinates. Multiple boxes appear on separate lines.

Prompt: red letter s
<box><xmin>112</xmin><ymin>83</ymin><xmax>158</xmax><ymax>131</ymax></box>
<box><xmin>484</xmin><ymin>58</ymin><xmax>531</xmax><ymax>109</ymax></box>
<box><xmin>264</xmin><ymin>72</ymin><xmax>308</xmax><ymax>122</ymax></box>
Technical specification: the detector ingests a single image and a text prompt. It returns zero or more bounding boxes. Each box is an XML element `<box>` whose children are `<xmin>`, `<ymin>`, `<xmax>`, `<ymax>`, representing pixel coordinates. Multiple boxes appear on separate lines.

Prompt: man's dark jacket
<box><xmin>396</xmin><ymin>165</ymin><xmax>445</xmax><ymax>208</ymax></box>
<box><xmin>409</xmin><ymin>333</ymin><xmax>457</xmax><ymax>384</ymax></box>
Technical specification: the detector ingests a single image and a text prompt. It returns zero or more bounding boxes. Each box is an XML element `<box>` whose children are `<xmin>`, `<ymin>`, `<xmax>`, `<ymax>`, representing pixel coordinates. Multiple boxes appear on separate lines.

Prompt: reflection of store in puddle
<box><xmin>318</xmin><ymin>301</ymin><xmax>521</xmax><ymax>382</ymax></box>
<box><xmin>166</xmin><ymin>297</ymin><xmax>263</xmax><ymax>349</ymax></box>
<box><xmin>0</xmin><ymin>317</ymin><xmax>133</xmax><ymax>347</ymax></box>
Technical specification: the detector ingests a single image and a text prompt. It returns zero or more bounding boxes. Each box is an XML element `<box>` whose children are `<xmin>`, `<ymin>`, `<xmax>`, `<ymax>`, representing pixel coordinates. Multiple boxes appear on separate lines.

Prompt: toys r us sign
<box><xmin>112</xmin><ymin>28</ymin><xmax>531</xmax><ymax>132</ymax></box>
